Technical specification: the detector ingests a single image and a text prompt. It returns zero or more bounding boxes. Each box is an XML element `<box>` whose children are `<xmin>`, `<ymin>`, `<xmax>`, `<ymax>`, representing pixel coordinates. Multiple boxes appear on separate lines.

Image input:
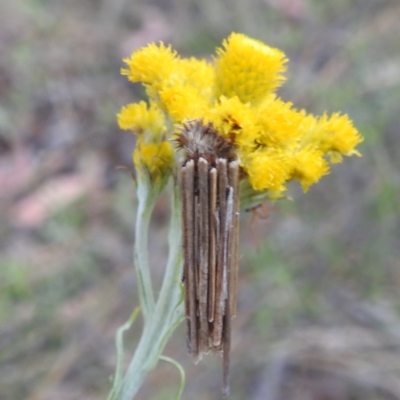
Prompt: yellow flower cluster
<box><xmin>117</xmin><ymin>101</ymin><xmax>173</xmax><ymax>182</ymax></box>
<box><xmin>118</xmin><ymin>33</ymin><xmax>363</xmax><ymax>193</ymax></box>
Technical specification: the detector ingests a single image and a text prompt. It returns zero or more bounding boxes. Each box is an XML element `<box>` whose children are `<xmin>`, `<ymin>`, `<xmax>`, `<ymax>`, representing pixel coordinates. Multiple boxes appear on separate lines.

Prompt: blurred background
<box><xmin>1</xmin><ymin>0</ymin><xmax>400</xmax><ymax>399</ymax></box>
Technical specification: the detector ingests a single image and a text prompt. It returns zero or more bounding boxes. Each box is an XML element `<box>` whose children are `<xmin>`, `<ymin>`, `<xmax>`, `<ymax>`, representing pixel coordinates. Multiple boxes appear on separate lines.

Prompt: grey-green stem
<box><xmin>110</xmin><ymin>178</ymin><xmax>185</xmax><ymax>400</ymax></box>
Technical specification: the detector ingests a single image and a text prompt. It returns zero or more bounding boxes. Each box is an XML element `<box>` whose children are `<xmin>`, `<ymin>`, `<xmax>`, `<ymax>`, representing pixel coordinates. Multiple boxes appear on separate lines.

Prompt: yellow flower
<box><xmin>178</xmin><ymin>58</ymin><xmax>215</xmax><ymax>99</ymax></box>
<box><xmin>119</xmin><ymin>33</ymin><xmax>363</xmax><ymax>192</ymax></box>
<box><xmin>159</xmin><ymin>84</ymin><xmax>210</xmax><ymax>123</ymax></box>
<box><xmin>133</xmin><ymin>140</ymin><xmax>174</xmax><ymax>182</ymax></box>
<box><xmin>243</xmin><ymin>149</ymin><xmax>290</xmax><ymax>192</ymax></box>
<box><xmin>288</xmin><ymin>146</ymin><xmax>330</xmax><ymax>191</ymax></box>
<box><xmin>117</xmin><ymin>101</ymin><xmax>165</xmax><ymax>137</ymax></box>
<box><xmin>118</xmin><ymin>101</ymin><xmax>172</xmax><ymax>181</ymax></box>
<box><xmin>215</xmin><ymin>33</ymin><xmax>287</xmax><ymax>104</ymax></box>
<box><xmin>121</xmin><ymin>43</ymin><xmax>179</xmax><ymax>99</ymax></box>
<box><xmin>314</xmin><ymin>113</ymin><xmax>364</xmax><ymax>162</ymax></box>
<box><xmin>206</xmin><ymin>96</ymin><xmax>259</xmax><ymax>148</ymax></box>
<box><xmin>256</xmin><ymin>98</ymin><xmax>309</xmax><ymax>146</ymax></box>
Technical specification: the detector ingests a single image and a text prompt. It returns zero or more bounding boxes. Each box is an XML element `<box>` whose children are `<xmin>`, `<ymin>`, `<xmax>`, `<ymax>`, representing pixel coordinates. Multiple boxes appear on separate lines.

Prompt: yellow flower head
<box><xmin>133</xmin><ymin>141</ymin><xmax>174</xmax><ymax>182</ymax></box>
<box><xmin>121</xmin><ymin>42</ymin><xmax>179</xmax><ymax>99</ymax></box>
<box><xmin>215</xmin><ymin>33</ymin><xmax>288</xmax><ymax>104</ymax></box>
<box><xmin>314</xmin><ymin>113</ymin><xmax>364</xmax><ymax>162</ymax></box>
<box><xmin>117</xmin><ymin>101</ymin><xmax>165</xmax><ymax>138</ymax></box>
<box><xmin>244</xmin><ymin>148</ymin><xmax>290</xmax><ymax>192</ymax></box>
<box><xmin>178</xmin><ymin>58</ymin><xmax>215</xmax><ymax>98</ymax></box>
<box><xmin>289</xmin><ymin>146</ymin><xmax>330</xmax><ymax>191</ymax></box>
<box><xmin>256</xmin><ymin>97</ymin><xmax>307</xmax><ymax>146</ymax></box>
<box><xmin>117</xmin><ymin>100</ymin><xmax>172</xmax><ymax>181</ymax></box>
<box><xmin>206</xmin><ymin>96</ymin><xmax>259</xmax><ymax>148</ymax></box>
<box><xmin>159</xmin><ymin>84</ymin><xmax>210</xmax><ymax>123</ymax></box>
<box><xmin>119</xmin><ymin>33</ymin><xmax>363</xmax><ymax>193</ymax></box>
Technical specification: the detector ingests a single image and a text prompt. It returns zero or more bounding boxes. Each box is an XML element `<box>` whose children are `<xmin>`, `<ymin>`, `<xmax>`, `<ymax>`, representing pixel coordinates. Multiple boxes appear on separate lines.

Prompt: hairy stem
<box><xmin>113</xmin><ymin>182</ymin><xmax>185</xmax><ymax>400</ymax></box>
<box><xmin>133</xmin><ymin>174</ymin><xmax>158</xmax><ymax>319</ymax></box>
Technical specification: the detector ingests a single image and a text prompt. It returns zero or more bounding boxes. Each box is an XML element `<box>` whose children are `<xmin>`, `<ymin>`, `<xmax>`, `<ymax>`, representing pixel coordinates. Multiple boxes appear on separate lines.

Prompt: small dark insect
<box><xmin>175</xmin><ymin>120</ymin><xmax>239</xmax><ymax>396</ymax></box>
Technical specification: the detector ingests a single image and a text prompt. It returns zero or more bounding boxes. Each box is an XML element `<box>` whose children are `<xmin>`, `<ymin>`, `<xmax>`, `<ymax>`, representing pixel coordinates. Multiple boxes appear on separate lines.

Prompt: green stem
<box><xmin>133</xmin><ymin>174</ymin><xmax>157</xmax><ymax>319</ymax></box>
<box><xmin>159</xmin><ymin>355</ymin><xmax>185</xmax><ymax>400</ymax></box>
<box><xmin>115</xmin><ymin>182</ymin><xmax>185</xmax><ymax>400</ymax></box>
